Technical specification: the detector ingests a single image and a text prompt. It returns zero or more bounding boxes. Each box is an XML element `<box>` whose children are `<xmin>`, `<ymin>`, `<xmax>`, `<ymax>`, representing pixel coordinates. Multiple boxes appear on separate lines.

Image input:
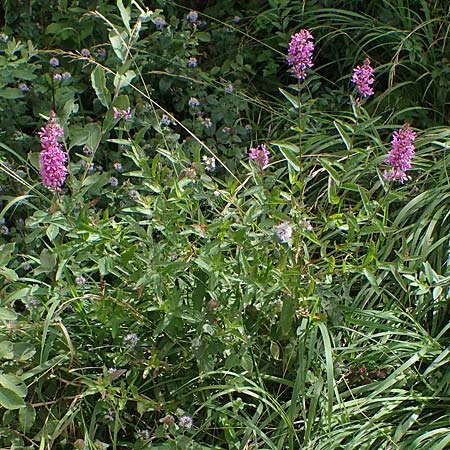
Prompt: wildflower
<box><xmin>275</xmin><ymin>222</ymin><xmax>293</xmax><ymax>243</ymax></box>
<box><xmin>287</xmin><ymin>29</ymin><xmax>314</xmax><ymax>80</ymax></box>
<box><xmin>299</xmin><ymin>218</ymin><xmax>313</xmax><ymax>231</ymax></box>
<box><xmin>201</xmin><ymin>117</ymin><xmax>212</xmax><ymax>129</ymax></box>
<box><xmin>81</xmin><ymin>48</ymin><xmax>91</xmax><ymax>57</ymax></box>
<box><xmin>188</xmin><ymin>97</ymin><xmax>200</xmax><ymax>108</ymax></box>
<box><xmin>82</xmin><ymin>146</ymin><xmax>92</xmax><ymax>155</ymax></box>
<box><xmin>245</xmin><ymin>124</ymin><xmax>252</xmax><ymax>133</ymax></box>
<box><xmin>18</xmin><ymin>83</ymin><xmax>29</xmax><ymax>92</ymax></box>
<box><xmin>352</xmin><ymin>58</ymin><xmax>374</xmax><ymax>99</ymax></box>
<box><xmin>113</xmin><ymin>107</ymin><xmax>132</xmax><ymax>120</ymax></box>
<box><xmin>161</xmin><ymin>115</ymin><xmax>171</xmax><ymax>126</ymax></box>
<box><xmin>153</xmin><ymin>16</ymin><xmax>167</xmax><ymax>29</ymax></box>
<box><xmin>249</xmin><ymin>143</ymin><xmax>270</xmax><ymax>168</ymax></box>
<box><xmin>1</xmin><ymin>225</ymin><xmax>9</xmax><ymax>235</ymax></box>
<box><xmin>96</xmin><ymin>48</ymin><xmax>106</xmax><ymax>58</ymax></box>
<box><xmin>61</xmin><ymin>72</ymin><xmax>72</xmax><ymax>80</ymax></box>
<box><xmin>188</xmin><ymin>57</ymin><xmax>198</xmax><ymax>68</ymax></box>
<box><xmin>53</xmin><ymin>73</ymin><xmax>62</xmax><ymax>81</ymax></box>
<box><xmin>123</xmin><ymin>333</ymin><xmax>138</xmax><ymax>348</ymax></box>
<box><xmin>129</xmin><ymin>189</ymin><xmax>139</xmax><ymax>200</ymax></box>
<box><xmin>49</xmin><ymin>57</ymin><xmax>59</xmax><ymax>67</ymax></box>
<box><xmin>383</xmin><ymin>123</ymin><xmax>416</xmax><ymax>183</ymax></box>
<box><xmin>109</xmin><ymin>176</ymin><xmax>119</xmax><ymax>187</ymax></box>
<box><xmin>222</xmin><ymin>127</ymin><xmax>231</xmax><ymax>134</ymax></box>
<box><xmin>202</xmin><ymin>155</ymin><xmax>216</xmax><ymax>172</ymax></box>
<box><xmin>136</xmin><ymin>429</ymin><xmax>151</xmax><ymax>440</ymax></box>
<box><xmin>233</xmin><ymin>16</ymin><xmax>241</xmax><ymax>24</ymax></box>
<box><xmin>0</xmin><ymin>33</ymin><xmax>9</xmax><ymax>43</ymax></box>
<box><xmin>75</xmin><ymin>275</ymin><xmax>86</xmax><ymax>286</ymax></box>
<box><xmin>23</xmin><ymin>263</ymin><xmax>32</xmax><ymax>271</ymax></box>
<box><xmin>186</xmin><ymin>11</ymin><xmax>198</xmax><ymax>22</ymax></box>
<box><xmin>178</xmin><ymin>414</ymin><xmax>193</xmax><ymax>428</ymax></box>
<box><xmin>104</xmin><ymin>409</ymin><xmax>115</xmax><ymax>421</ymax></box>
<box><xmin>225</xmin><ymin>84</ymin><xmax>233</xmax><ymax>94</ymax></box>
<box><xmin>38</xmin><ymin>112</ymin><xmax>68</xmax><ymax>190</ymax></box>
<box><xmin>113</xmin><ymin>162</ymin><xmax>122</xmax><ymax>171</ymax></box>
<box><xmin>30</xmin><ymin>298</ymin><xmax>39</xmax><ymax>308</ymax></box>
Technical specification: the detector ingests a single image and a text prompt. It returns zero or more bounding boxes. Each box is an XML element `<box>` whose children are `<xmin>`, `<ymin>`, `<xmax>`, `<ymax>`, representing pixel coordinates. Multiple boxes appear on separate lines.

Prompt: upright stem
<box><xmin>298</xmin><ymin>79</ymin><xmax>302</xmax><ymax>173</ymax></box>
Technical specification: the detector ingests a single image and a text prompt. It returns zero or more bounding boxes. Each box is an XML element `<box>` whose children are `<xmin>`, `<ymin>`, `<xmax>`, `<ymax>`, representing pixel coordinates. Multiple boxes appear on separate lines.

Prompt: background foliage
<box><xmin>0</xmin><ymin>0</ymin><xmax>449</xmax><ymax>449</ymax></box>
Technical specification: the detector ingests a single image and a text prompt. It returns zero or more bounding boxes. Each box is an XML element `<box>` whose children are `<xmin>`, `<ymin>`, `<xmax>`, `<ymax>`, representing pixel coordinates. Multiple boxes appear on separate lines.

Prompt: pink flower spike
<box><xmin>249</xmin><ymin>143</ymin><xmax>270</xmax><ymax>168</ymax></box>
<box><xmin>38</xmin><ymin>111</ymin><xmax>68</xmax><ymax>190</ymax></box>
<box><xmin>383</xmin><ymin>123</ymin><xmax>416</xmax><ymax>183</ymax></box>
<box><xmin>287</xmin><ymin>29</ymin><xmax>314</xmax><ymax>81</ymax></box>
<box><xmin>352</xmin><ymin>58</ymin><xmax>375</xmax><ymax>99</ymax></box>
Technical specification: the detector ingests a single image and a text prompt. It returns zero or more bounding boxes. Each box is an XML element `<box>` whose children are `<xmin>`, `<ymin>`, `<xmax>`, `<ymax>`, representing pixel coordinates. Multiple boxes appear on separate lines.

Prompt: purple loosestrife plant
<box><xmin>383</xmin><ymin>123</ymin><xmax>416</xmax><ymax>183</ymax></box>
<box><xmin>287</xmin><ymin>29</ymin><xmax>314</xmax><ymax>80</ymax></box>
<box><xmin>249</xmin><ymin>144</ymin><xmax>270</xmax><ymax>168</ymax></box>
<box><xmin>38</xmin><ymin>112</ymin><xmax>68</xmax><ymax>191</ymax></box>
<box><xmin>352</xmin><ymin>58</ymin><xmax>375</xmax><ymax>100</ymax></box>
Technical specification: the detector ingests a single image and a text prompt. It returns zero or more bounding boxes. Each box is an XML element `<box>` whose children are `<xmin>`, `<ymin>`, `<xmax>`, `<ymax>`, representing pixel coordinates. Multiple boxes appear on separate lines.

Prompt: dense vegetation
<box><xmin>0</xmin><ymin>1</ymin><xmax>449</xmax><ymax>449</ymax></box>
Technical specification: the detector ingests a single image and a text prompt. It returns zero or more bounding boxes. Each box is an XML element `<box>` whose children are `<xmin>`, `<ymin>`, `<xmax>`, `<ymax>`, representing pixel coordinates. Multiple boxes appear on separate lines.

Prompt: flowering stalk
<box><xmin>38</xmin><ymin>112</ymin><xmax>68</xmax><ymax>191</ymax></box>
<box><xmin>352</xmin><ymin>58</ymin><xmax>375</xmax><ymax>102</ymax></box>
<box><xmin>287</xmin><ymin>29</ymin><xmax>314</xmax><ymax>172</ymax></box>
<box><xmin>383</xmin><ymin>123</ymin><xmax>416</xmax><ymax>183</ymax></box>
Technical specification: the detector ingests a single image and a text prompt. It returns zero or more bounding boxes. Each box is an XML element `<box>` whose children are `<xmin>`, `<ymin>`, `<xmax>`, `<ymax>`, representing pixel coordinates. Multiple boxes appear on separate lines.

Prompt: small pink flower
<box><xmin>352</xmin><ymin>58</ymin><xmax>375</xmax><ymax>99</ymax></box>
<box><xmin>113</xmin><ymin>107</ymin><xmax>132</xmax><ymax>120</ymax></box>
<box><xmin>38</xmin><ymin>112</ymin><xmax>68</xmax><ymax>190</ymax></box>
<box><xmin>249</xmin><ymin>144</ymin><xmax>270</xmax><ymax>168</ymax></box>
<box><xmin>287</xmin><ymin>29</ymin><xmax>314</xmax><ymax>80</ymax></box>
<box><xmin>383</xmin><ymin>123</ymin><xmax>416</xmax><ymax>183</ymax></box>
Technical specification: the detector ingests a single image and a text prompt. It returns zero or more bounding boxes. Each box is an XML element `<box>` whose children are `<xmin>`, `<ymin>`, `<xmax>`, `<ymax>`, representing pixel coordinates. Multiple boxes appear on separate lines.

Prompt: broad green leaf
<box><xmin>46</xmin><ymin>223</ymin><xmax>59</xmax><ymax>241</ymax></box>
<box><xmin>91</xmin><ymin>66</ymin><xmax>111</xmax><ymax>108</ymax></box>
<box><xmin>0</xmin><ymin>266</ymin><xmax>18</xmax><ymax>281</ymax></box>
<box><xmin>19</xmin><ymin>403</ymin><xmax>36</xmax><ymax>432</ymax></box>
<box><xmin>0</xmin><ymin>88</ymin><xmax>24</xmax><ymax>99</ymax></box>
<box><xmin>0</xmin><ymin>373</ymin><xmax>27</xmax><ymax>398</ymax></box>
<box><xmin>0</xmin><ymin>387</ymin><xmax>25</xmax><ymax>410</ymax></box>
<box><xmin>113</xmin><ymin>69</ymin><xmax>136</xmax><ymax>91</ymax></box>
<box><xmin>109</xmin><ymin>30</ymin><xmax>128</xmax><ymax>62</ymax></box>
<box><xmin>117</xmin><ymin>0</ymin><xmax>131</xmax><ymax>34</ymax></box>
<box><xmin>0</xmin><ymin>307</ymin><xmax>17</xmax><ymax>321</ymax></box>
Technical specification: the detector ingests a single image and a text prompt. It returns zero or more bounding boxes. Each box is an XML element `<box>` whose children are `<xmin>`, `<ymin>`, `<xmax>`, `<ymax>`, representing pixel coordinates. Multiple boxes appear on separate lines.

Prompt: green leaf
<box><xmin>197</xmin><ymin>32</ymin><xmax>211</xmax><ymax>42</ymax></box>
<box><xmin>109</xmin><ymin>30</ymin><xmax>128</xmax><ymax>62</ymax></box>
<box><xmin>0</xmin><ymin>88</ymin><xmax>24</xmax><ymax>99</ymax></box>
<box><xmin>117</xmin><ymin>0</ymin><xmax>131</xmax><ymax>34</ymax></box>
<box><xmin>0</xmin><ymin>387</ymin><xmax>25</xmax><ymax>410</ymax></box>
<box><xmin>0</xmin><ymin>373</ymin><xmax>27</xmax><ymax>398</ymax></box>
<box><xmin>39</xmin><ymin>249</ymin><xmax>57</xmax><ymax>273</ymax></box>
<box><xmin>19</xmin><ymin>403</ymin><xmax>36</xmax><ymax>432</ymax></box>
<box><xmin>273</xmin><ymin>142</ymin><xmax>301</xmax><ymax>172</ymax></box>
<box><xmin>334</xmin><ymin>120</ymin><xmax>352</xmax><ymax>151</ymax></box>
<box><xmin>91</xmin><ymin>66</ymin><xmax>111</xmax><ymax>108</ymax></box>
<box><xmin>46</xmin><ymin>223</ymin><xmax>59</xmax><ymax>241</ymax></box>
<box><xmin>113</xmin><ymin>69</ymin><xmax>136</xmax><ymax>91</ymax></box>
<box><xmin>0</xmin><ymin>266</ymin><xmax>18</xmax><ymax>281</ymax></box>
<box><xmin>279</xmin><ymin>88</ymin><xmax>299</xmax><ymax>109</ymax></box>
<box><xmin>0</xmin><ymin>307</ymin><xmax>17</xmax><ymax>321</ymax></box>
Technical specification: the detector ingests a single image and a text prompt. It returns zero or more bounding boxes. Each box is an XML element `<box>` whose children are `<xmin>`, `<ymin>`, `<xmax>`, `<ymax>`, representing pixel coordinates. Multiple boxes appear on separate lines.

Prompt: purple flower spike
<box><xmin>249</xmin><ymin>143</ymin><xmax>270</xmax><ymax>168</ymax></box>
<box><xmin>287</xmin><ymin>29</ymin><xmax>314</xmax><ymax>80</ymax></box>
<box><xmin>38</xmin><ymin>112</ymin><xmax>68</xmax><ymax>190</ymax></box>
<box><xmin>352</xmin><ymin>58</ymin><xmax>375</xmax><ymax>99</ymax></box>
<box><xmin>383</xmin><ymin>123</ymin><xmax>416</xmax><ymax>183</ymax></box>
